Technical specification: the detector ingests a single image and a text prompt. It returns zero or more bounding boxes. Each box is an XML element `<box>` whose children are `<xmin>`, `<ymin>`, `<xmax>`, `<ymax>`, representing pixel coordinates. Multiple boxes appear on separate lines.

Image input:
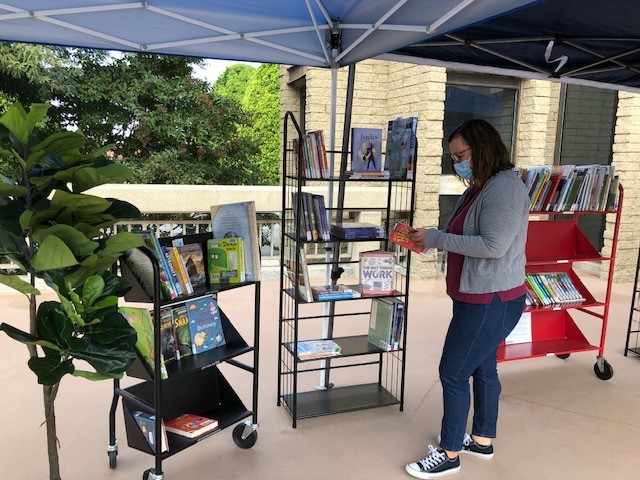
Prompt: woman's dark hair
<box><xmin>448</xmin><ymin>119</ymin><xmax>514</xmax><ymax>186</ymax></box>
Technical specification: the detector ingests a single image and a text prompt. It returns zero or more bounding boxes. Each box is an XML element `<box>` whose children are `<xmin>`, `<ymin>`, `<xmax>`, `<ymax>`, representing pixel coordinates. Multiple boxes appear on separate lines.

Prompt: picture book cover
<box><xmin>311</xmin><ymin>284</ymin><xmax>361</xmax><ymax>301</ymax></box>
<box><xmin>122</xmin><ymin>246</ymin><xmax>175</xmax><ymax>301</ymax></box>
<box><xmin>295</xmin><ymin>339</ymin><xmax>342</xmax><ymax>360</ymax></box>
<box><xmin>384</xmin><ymin>116</ymin><xmax>418</xmax><ymax>180</ymax></box>
<box><xmin>368</xmin><ymin>297</ymin><xmax>397</xmax><ymax>351</ymax></box>
<box><xmin>185</xmin><ymin>295</ymin><xmax>226</xmax><ymax>354</ymax></box>
<box><xmin>359</xmin><ymin>250</ymin><xmax>395</xmax><ymax>296</ymax></box>
<box><xmin>176</xmin><ymin>243</ymin><xmax>207</xmax><ymax>288</ymax></box>
<box><xmin>210</xmin><ymin>201</ymin><xmax>261</xmax><ymax>282</ymax></box>
<box><xmin>119</xmin><ymin>306</ymin><xmax>168</xmax><ymax>379</ymax></box>
<box><xmin>136</xmin><ymin>229</ymin><xmax>178</xmax><ymax>300</ymax></box>
<box><xmin>351</xmin><ymin>127</ymin><xmax>383</xmax><ymax>173</ymax></box>
<box><xmin>171</xmin><ymin>305</ymin><xmax>193</xmax><ymax>359</ymax></box>
<box><xmin>167</xmin><ymin>246</ymin><xmax>194</xmax><ymax>295</ymax></box>
<box><xmin>207</xmin><ymin>237</ymin><xmax>245</xmax><ymax>284</ymax></box>
<box><xmin>131</xmin><ymin>410</ymin><xmax>168</xmax><ymax>453</ymax></box>
<box><xmin>158</xmin><ymin>307</ymin><xmax>178</xmax><ymax>363</ymax></box>
<box><xmin>389</xmin><ymin>221</ymin><xmax>434</xmax><ymax>257</ymax></box>
<box><xmin>165</xmin><ymin>413</ymin><xmax>218</xmax><ymax>439</ymax></box>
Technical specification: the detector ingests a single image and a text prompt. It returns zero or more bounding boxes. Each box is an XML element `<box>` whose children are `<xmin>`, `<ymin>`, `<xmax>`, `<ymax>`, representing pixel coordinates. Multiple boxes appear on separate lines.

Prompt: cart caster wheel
<box><xmin>142</xmin><ymin>468</ymin><xmax>163</xmax><ymax>480</ymax></box>
<box><xmin>233</xmin><ymin>423</ymin><xmax>258</xmax><ymax>449</ymax></box>
<box><xmin>594</xmin><ymin>359</ymin><xmax>614</xmax><ymax>380</ymax></box>
<box><xmin>108</xmin><ymin>450</ymin><xmax>117</xmax><ymax>469</ymax></box>
<box><xmin>556</xmin><ymin>353</ymin><xmax>570</xmax><ymax>359</ymax></box>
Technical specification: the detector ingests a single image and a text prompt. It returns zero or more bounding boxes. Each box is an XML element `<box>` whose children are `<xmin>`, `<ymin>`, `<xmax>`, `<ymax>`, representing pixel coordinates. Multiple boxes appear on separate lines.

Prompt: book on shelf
<box><xmin>329</xmin><ymin>221</ymin><xmax>386</xmax><ymax>240</ymax></box>
<box><xmin>284</xmin><ymin>245</ymin><xmax>313</xmax><ymax>303</ymax></box>
<box><xmin>166</xmin><ymin>246</ymin><xmax>194</xmax><ymax>295</ymax></box>
<box><xmin>130</xmin><ymin>410</ymin><xmax>169</xmax><ymax>453</ymax></box>
<box><xmin>347</xmin><ymin>170</ymin><xmax>390</xmax><ymax>180</ymax></box>
<box><xmin>176</xmin><ymin>242</ymin><xmax>207</xmax><ymax>289</ymax></box>
<box><xmin>311</xmin><ymin>284</ymin><xmax>361</xmax><ymax>301</ymax></box>
<box><xmin>384</xmin><ymin>116</ymin><xmax>418</xmax><ymax>180</ymax></box>
<box><xmin>292</xmin><ymin>192</ymin><xmax>329</xmax><ymax>241</ymax></box>
<box><xmin>292</xmin><ymin>130</ymin><xmax>329</xmax><ymax>179</ymax></box>
<box><xmin>211</xmin><ymin>201</ymin><xmax>261</xmax><ymax>282</ymax></box>
<box><xmin>164</xmin><ymin>413</ymin><xmax>218</xmax><ymax>439</ymax></box>
<box><xmin>388</xmin><ymin>221</ymin><xmax>435</xmax><ymax>257</ymax></box>
<box><xmin>161</xmin><ymin>245</ymin><xmax>183</xmax><ymax>297</ymax></box>
<box><xmin>368</xmin><ymin>297</ymin><xmax>404</xmax><ymax>351</ymax></box>
<box><xmin>121</xmin><ymin>230</ymin><xmax>177</xmax><ymax>301</ymax></box>
<box><xmin>119</xmin><ymin>306</ymin><xmax>168</xmax><ymax>380</ymax></box>
<box><xmin>525</xmin><ymin>272</ymin><xmax>585</xmax><ymax>307</ymax></box>
<box><xmin>171</xmin><ymin>305</ymin><xmax>193</xmax><ymax>359</ymax></box>
<box><xmin>504</xmin><ymin>312</ymin><xmax>532</xmax><ymax>345</ymax></box>
<box><xmin>185</xmin><ymin>295</ymin><xmax>226</xmax><ymax>354</ymax></box>
<box><xmin>207</xmin><ymin>237</ymin><xmax>245</xmax><ymax>284</ymax></box>
<box><xmin>158</xmin><ymin>307</ymin><xmax>178</xmax><ymax>363</ymax></box>
<box><xmin>351</xmin><ymin>127</ymin><xmax>383</xmax><ymax>173</ymax></box>
<box><xmin>294</xmin><ymin>339</ymin><xmax>341</xmax><ymax>360</ymax></box>
<box><xmin>359</xmin><ymin>249</ymin><xmax>395</xmax><ymax>296</ymax></box>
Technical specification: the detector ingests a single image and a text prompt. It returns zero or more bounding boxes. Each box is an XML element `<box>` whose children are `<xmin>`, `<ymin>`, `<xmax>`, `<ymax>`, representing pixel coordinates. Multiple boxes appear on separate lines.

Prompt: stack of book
<box><xmin>515</xmin><ymin>164</ymin><xmax>618</xmax><ymax>212</ymax></box>
<box><xmin>329</xmin><ymin>221</ymin><xmax>386</xmax><ymax>240</ymax></box>
<box><xmin>525</xmin><ymin>272</ymin><xmax>585</xmax><ymax>307</ymax></box>
<box><xmin>292</xmin><ymin>192</ymin><xmax>330</xmax><ymax>241</ymax></box>
<box><xmin>292</xmin><ymin>130</ymin><xmax>329</xmax><ymax>179</ymax></box>
<box><xmin>311</xmin><ymin>284</ymin><xmax>361</xmax><ymax>301</ymax></box>
<box><xmin>294</xmin><ymin>339</ymin><xmax>341</xmax><ymax>360</ymax></box>
<box><xmin>368</xmin><ymin>297</ymin><xmax>405</xmax><ymax>352</ymax></box>
<box><xmin>164</xmin><ymin>413</ymin><xmax>218</xmax><ymax>439</ymax></box>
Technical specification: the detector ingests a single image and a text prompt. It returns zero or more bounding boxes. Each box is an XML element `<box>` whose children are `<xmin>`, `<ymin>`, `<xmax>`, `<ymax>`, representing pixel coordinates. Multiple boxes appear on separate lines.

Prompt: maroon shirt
<box><xmin>446</xmin><ymin>185</ymin><xmax>526</xmax><ymax>304</ymax></box>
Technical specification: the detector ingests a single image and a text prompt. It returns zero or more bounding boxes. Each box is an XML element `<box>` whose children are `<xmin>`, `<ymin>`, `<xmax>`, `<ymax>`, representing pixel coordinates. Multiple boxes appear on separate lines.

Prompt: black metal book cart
<box><xmin>108</xmin><ymin>232</ymin><xmax>260</xmax><ymax>480</ymax></box>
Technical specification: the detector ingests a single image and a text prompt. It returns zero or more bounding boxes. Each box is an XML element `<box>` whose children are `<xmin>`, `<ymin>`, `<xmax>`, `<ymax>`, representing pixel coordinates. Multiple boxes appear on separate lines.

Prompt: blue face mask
<box><xmin>454</xmin><ymin>158</ymin><xmax>473</xmax><ymax>180</ymax></box>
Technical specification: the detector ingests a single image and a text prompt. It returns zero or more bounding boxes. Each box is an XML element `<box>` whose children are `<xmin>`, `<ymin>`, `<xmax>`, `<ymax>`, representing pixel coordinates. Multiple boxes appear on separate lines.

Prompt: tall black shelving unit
<box><xmin>108</xmin><ymin>232</ymin><xmax>260</xmax><ymax>480</ymax></box>
<box><xmin>277</xmin><ymin>111</ymin><xmax>417</xmax><ymax>427</ymax></box>
<box><xmin>625</xmin><ymin>243</ymin><xmax>640</xmax><ymax>357</ymax></box>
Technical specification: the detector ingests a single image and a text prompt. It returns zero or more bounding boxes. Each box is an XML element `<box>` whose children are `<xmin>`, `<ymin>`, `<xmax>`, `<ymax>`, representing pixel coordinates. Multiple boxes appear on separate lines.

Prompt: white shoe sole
<box><xmin>405</xmin><ymin>463</ymin><xmax>461</xmax><ymax>479</ymax></box>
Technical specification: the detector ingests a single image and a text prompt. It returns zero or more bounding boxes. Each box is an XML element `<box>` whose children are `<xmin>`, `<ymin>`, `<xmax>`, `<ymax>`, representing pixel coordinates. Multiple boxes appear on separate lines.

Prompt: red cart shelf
<box><xmin>498</xmin><ymin>184</ymin><xmax>623</xmax><ymax>380</ymax></box>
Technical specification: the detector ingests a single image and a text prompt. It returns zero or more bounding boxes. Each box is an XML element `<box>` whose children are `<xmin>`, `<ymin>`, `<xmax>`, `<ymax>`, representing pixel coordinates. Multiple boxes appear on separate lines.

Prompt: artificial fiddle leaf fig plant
<box><xmin>0</xmin><ymin>102</ymin><xmax>145</xmax><ymax>480</ymax></box>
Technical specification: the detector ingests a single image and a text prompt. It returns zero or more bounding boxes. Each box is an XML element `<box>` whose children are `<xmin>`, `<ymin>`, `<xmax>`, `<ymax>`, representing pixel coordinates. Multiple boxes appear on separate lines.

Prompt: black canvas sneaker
<box><xmin>405</xmin><ymin>445</ymin><xmax>461</xmax><ymax>479</ymax></box>
<box><xmin>437</xmin><ymin>433</ymin><xmax>494</xmax><ymax>460</ymax></box>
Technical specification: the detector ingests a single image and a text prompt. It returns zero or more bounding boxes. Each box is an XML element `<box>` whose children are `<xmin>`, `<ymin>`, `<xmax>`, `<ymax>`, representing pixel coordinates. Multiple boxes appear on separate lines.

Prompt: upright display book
<box><xmin>384</xmin><ymin>116</ymin><xmax>418</xmax><ymax>180</ymax></box>
<box><xmin>158</xmin><ymin>307</ymin><xmax>178</xmax><ymax>363</ymax></box>
<box><xmin>131</xmin><ymin>410</ymin><xmax>169</xmax><ymax>453</ymax></box>
<box><xmin>351</xmin><ymin>127</ymin><xmax>383</xmax><ymax>173</ymax></box>
<box><xmin>185</xmin><ymin>295</ymin><xmax>226</xmax><ymax>354</ymax></box>
<box><xmin>207</xmin><ymin>237</ymin><xmax>245</xmax><ymax>284</ymax></box>
<box><xmin>311</xmin><ymin>284</ymin><xmax>361</xmax><ymax>301</ymax></box>
<box><xmin>284</xmin><ymin>245</ymin><xmax>313</xmax><ymax>303</ymax></box>
<box><xmin>211</xmin><ymin>201</ymin><xmax>261</xmax><ymax>282</ymax></box>
<box><xmin>359</xmin><ymin>250</ymin><xmax>395</xmax><ymax>296</ymax></box>
<box><xmin>176</xmin><ymin>243</ymin><xmax>207</xmax><ymax>288</ymax></box>
<box><xmin>330</xmin><ymin>221</ymin><xmax>386</xmax><ymax>240</ymax></box>
<box><xmin>164</xmin><ymin>413</ymin><xmax>218</xmax><ymax>439</ymax></box>
<box><xmin>295</xmin><ymin>339</ymin><xmax>342</xmax><ymax>360</ymax></box>
<box><xmin>389</xmin><ymin>221</ymin><xmax>434</xmax><ymax>256</ymax></box>
<box><xmin>119</xmin><ymin>306</ymin><xmax>168</xmax><ymax>380</ymax></box>
<box><xmin>171</xmin><ymin>305</ymin><xmax>193</xmax><ymax>359</ymax></box>
<box><xmin>368</xmin><ymin>297</ymin><xmax>404</xmax><ymax>351</ymax></box>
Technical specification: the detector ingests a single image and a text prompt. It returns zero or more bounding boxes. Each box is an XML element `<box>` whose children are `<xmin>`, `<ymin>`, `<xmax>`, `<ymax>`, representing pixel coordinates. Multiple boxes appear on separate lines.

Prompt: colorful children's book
<box><xmin>207</xmin><ymin>237</ymin><xmax>245</xmax><ymax>284</ymax></box>
<box><xmin>384</xmin><ymin>116</ymin><xmax>418</xmax><ymax>180</ymax></box>
<box><xmin>295</xmin><ymin>339</ymin><xmax>342</xmax><ymax>360</ymax></box>
<box><xmin>311</xmin><ymin>284</ymin><xmax>361</xmax><ymax>301</ymax></box>
<box><xmin>171</xmin><ymin>305</ymin><xmax>193</xmax><ymax>359</ymax></box>
<box><xmin>164</xmin><ymin>413</ymin><xmax>218</xmax><ymax>439</ymax></box>
<box><xmin>131</xmin><ymin>410</ymin><xmax>169</xmax><ymax>453</ymax></box>
<box><xmin>368</xmin><ymin>297</ymin><xmax>404</xmax><ymax>351</ymax></box>
<box><xmin>122</xmin><ymin>232</ymin><xmax>176</xmax><ymax>301</ymax></box>
<box><xmin>351</xmin><ymin>127</ymin><xmax>383</xmax><ymax>173</ymax></box>
<box><xmin>176</xmin><ymin>243</ymin><xmax>207</xmax><ymax>288</ymax></box>
<box><xmin>119</xmin><ymin>306</ymin><xmax>168</xmax><ymax>379</ymax></box>
<box><xmin>388</xmin><ymin>221</ymin><xmax>434</xmax><ymax>257</ymax></box>
<box><xmin>359</xmin><ymin>250</ymin><xmax>395</xmax><ymax>296</ymax></box>
<box><xmin>166</xmin><ymin>246</ymin><xmax>194</xmax><ymax>295</ymax></box>
<box><xmin>210</xmin><ymin>201</ymin><xmax>261</xmax><ymax>282</ymax></box>
<box><xmin>158</xmin><ymin>307</ymin><xmax>178</xmax><ymax>363</ymax></box>
<box><xmin>185</xmin><ymin>295</ymin><xmax>226</xmax><ymax>354</ymax></box>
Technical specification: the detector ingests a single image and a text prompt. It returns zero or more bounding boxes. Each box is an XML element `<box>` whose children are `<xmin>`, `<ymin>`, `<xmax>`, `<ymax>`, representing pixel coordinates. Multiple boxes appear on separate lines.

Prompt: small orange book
<box><xmin>388</xmin><ymin>221</ymin><xmax>429</xmax><ymax>254</ymax></box>
<box><xmin>165</xmin><ymin>413</ymin><xmax>218</xmax><ymax>439</ymax></box>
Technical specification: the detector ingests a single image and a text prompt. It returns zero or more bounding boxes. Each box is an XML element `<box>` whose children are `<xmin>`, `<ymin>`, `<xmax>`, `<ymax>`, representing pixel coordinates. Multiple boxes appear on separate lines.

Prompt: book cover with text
<box><xmin>185</xmin><ymin>296</ymin><xmax>226</xmax><ymax>354</ymax></box>
<box><xmin>351</xmin><ymin>127</ymin><xmax>383</xmax><ymax>173</ymax></box>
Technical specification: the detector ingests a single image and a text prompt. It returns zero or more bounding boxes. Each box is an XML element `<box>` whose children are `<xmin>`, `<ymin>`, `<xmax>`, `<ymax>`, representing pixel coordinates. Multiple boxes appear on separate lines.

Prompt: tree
<box><xmin>241</xmin><ymin>63</ymin><xmax>281</xmax><ymax>185</ymax></box>
<box><xmin>213</xmin><ymin>64</ymin><xmax>256</xmax><ymax>103</ymax></box>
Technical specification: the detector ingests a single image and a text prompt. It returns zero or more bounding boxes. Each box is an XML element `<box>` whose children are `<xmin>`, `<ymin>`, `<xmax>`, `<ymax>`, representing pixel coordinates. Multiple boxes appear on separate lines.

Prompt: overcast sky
<box><xmin>192</xmin><ymin>59</ymin><xmax>261</xmax><ymax>84</ymax></box>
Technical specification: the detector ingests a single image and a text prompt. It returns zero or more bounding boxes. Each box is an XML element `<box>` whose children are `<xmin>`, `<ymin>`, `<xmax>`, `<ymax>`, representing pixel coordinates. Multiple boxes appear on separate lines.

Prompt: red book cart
<box><xmin>497</xmin><ymin>184</ymin><xmax>623</xmax><ymax>380</ymax></box>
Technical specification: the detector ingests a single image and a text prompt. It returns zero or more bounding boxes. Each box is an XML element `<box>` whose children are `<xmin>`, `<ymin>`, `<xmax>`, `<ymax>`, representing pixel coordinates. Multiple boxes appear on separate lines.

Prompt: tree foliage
<box><xmin>213</xmin><ymin>63</ymin><xmax>256</xmax><ymax>102</ymax></box>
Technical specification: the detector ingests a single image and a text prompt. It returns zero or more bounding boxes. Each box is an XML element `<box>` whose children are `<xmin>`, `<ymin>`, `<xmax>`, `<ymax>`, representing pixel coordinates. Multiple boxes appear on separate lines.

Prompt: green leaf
<box><xmin>32</xmin><ymin>224</ymin><xmax>98</xmax><ymax>257</ymax></box>
<box><xmin>28</xmin><ymin>356</ymin><xmax>74</xmax><ymax>385</ymax></box>
<box><xmin>85</xmin><ymin>311</ymin><xmax>137</xmax><ymax>345</ymax></box>
<box><xmin>82</xmin><ymin>275</ymin><xmax>105</xmax><ymax>307</ymax></box>
<box><xmin>0</xmin><ymin>103</ymin><xmax>29</xmax><ymax>144</ymax></box>
<box><xmin>30</xmin><ymin>131</ymin><xmax>85</xmax><ymax>158</ymax></box>
<box><xmin>32</xmin><ymin>235</ymin><xmax>79</xmax><ymax>272</ymax></box>
<box><xmin>50</xmin><ymin>190</ymin><xmax>112</xmax><ymax>215</ymax></box>
<box><xmin>0</xmin><ymin>184</ymin><xmax>27</xmax><ymax>197</ymax></box>
<box><xmin>102</xmin><ymin>232</ymin><xmax>145</xmax><ymax>257</ymax></box>
<box><xmin>0</xmin><ymin>322</ymin><xmax>36</xmax><ymax>343</ymax></box>
<box><xmin>67</xmin><ymin>336</ymin><xmax>136</xmax><ymax>376</ymax></box>
<box><xmin>104</xmin><ymin>198</ymin><xmax>141</xmax><ymax>220</ymax></box>
<box><xmin>0</xmin><ymin>274</ymin><xmax>40</xmax><ymax>295</ymax></box>
<box><xmin>54</xmin><ymin>164</ymin><xmax>133</xmax><ymax>193</ymax></box>
<box><xmin>72</xmin><ymin>369</ymin><xmax>123</xmax><ymax>381</ymax></box>
<box><xmin>24</xmin><ymin>103</ymin><xmax>50</xmax><ymax>134</ymax></box>
<box><xmin>36</xmin><ymin>301</ymin><xmax>73</xmax><ymax>346</ymax></box>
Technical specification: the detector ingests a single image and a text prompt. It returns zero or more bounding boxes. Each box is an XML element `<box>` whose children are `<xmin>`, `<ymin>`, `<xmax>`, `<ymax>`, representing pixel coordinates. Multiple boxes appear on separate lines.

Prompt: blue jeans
<box><xmin>438</xmin><ymin>294</ymin><xmax>525</xmax><ymax>452</ymax></box>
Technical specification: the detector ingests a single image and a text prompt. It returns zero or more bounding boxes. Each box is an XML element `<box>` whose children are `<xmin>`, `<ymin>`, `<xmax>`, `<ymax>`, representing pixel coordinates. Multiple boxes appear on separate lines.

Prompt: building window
<box><xmin>439</xmin><ymin>74</ymin><xmax>519</xmax><ymax>229</ymax></box>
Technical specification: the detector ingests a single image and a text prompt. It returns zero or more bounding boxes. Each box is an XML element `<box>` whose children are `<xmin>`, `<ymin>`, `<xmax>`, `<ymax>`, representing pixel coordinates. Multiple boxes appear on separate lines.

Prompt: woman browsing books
<box><xmin>404</xmin><ymin>119</ymin><xmax>529</xmax><ymax>479</ymax></box>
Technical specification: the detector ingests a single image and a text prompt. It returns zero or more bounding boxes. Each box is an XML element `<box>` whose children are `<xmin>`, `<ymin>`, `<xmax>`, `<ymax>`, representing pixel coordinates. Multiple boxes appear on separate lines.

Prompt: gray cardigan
<box><xmin>425</xmin><ymin>170</ymin><xmax>529</xmax><ymax>294</ymax></box>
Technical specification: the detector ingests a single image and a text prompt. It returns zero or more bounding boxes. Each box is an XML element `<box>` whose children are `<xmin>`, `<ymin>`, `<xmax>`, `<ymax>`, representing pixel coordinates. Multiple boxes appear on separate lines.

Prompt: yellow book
<box><xmin>207</xmin><ymin>237</ymin><xmax>245</xmax><ymax>284</ymax></box>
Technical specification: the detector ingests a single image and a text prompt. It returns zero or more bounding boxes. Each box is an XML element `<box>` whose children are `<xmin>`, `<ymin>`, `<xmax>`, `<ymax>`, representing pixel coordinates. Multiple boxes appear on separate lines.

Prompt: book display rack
<box><xmin>277</xmin><ymin>112</ymin><xmax>417</xmax><ymax>427</ymax></box>
<box><xmin>624</xmin><ymin>243</ymin><xmax>640</xmax><ymax>359</ymax></box>
<box><xmin>503</xmin><ymin>184</ymin><xmax>623</xmax><ymax>380</ymax></box>
<box><xmin>108</xmin><ymin>232</ymin><xmax>260</xmax><ymax>479</ymax></box>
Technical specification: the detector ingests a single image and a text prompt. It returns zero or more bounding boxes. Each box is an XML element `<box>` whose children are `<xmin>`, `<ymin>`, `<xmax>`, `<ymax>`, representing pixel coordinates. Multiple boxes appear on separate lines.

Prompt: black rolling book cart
<box><xmin>108</xmin><ymin>232</ymin><xmax>260</xmax><ymax>480</ymax></box>
<box><xmin>277</xmin><ymin>112</ymin><xmax>417</xmax><ymax>427</ymax></box>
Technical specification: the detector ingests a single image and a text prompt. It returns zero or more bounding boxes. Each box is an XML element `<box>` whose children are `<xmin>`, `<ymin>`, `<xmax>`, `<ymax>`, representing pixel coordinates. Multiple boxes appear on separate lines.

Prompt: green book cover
<box><xmin>207</xmin><ymin>237</ymin><xmax>245</xmax><ymax>284</ymax></box>
<box><xmin>171</xmin><ymin>305</ymin><xmax>193</xmax><ymax>358</ymax></box>
<box><xmin>119</xmin><ymin>306</ymin><xmax>168</xmax><ymax>379</ymax></box>
<box><xmin>367</xmin><ymin>297</ymin><xmax>396</xmax><ymax>352</ymax></box>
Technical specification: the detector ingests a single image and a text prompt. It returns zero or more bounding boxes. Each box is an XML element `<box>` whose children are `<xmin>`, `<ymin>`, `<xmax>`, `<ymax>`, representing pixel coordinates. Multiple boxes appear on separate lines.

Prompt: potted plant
<box><xmin>0</xmin><ymin>102</ymin><xmax>144</xmax><ymax>480</ymax></box>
